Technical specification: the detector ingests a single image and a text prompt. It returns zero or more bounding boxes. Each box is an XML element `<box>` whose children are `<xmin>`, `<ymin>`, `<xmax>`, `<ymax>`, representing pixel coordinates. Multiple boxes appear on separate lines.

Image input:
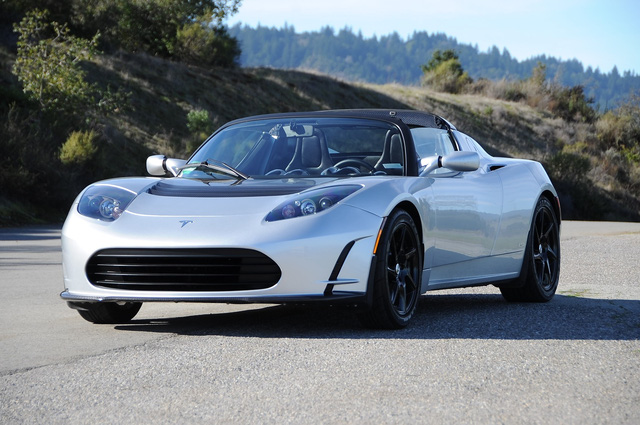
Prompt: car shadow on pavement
<box><xmin>114</xmin><ymin>293</ymin><xmax>640</xmax><ymax>341</ymax></box>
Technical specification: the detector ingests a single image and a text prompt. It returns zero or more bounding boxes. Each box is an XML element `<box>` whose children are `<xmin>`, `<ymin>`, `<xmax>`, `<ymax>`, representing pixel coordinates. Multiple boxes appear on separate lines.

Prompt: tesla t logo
<box><xmin>179</xmin><ymin>220</ymin><xmax>193</xmax><ymax>228</ymax></box>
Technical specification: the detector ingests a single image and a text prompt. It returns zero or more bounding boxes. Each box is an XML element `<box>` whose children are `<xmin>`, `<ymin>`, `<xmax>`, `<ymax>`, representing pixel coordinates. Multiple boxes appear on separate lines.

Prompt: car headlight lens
<box><xmin>265</xmin><ymin>185</ymin><xmax>361</xmax><ymax>222</ymax></box>
<box><xmin>77</xmin><ymin>185</ymin><xmax>137</xmax><ymax>221</ymax></box>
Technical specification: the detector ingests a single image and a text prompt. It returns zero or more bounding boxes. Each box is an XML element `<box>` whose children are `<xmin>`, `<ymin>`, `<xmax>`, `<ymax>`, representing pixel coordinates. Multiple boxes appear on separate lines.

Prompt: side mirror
<box><xmin>146</xmin><ymin>155</ymin><xmax>187</xmax><ymax>177</ymax></box>
<box><xmin>419</xmin><ymin>151</ymin><xmax>480</xmax><ymax>177</ymax></box>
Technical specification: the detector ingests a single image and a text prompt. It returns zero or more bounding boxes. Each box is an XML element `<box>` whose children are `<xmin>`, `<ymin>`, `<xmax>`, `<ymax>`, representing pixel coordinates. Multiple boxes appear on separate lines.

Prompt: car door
<box><xmin>412</xmin><ymin>128</ymin><xmax>503</xmax><ymax>286</ymax></box>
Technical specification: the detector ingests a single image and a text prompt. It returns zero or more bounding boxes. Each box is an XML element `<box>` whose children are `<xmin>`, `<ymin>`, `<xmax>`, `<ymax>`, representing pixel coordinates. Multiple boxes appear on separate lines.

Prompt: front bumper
<box><xmin>61</xmin><ymin>202</ymin><xmax>382</xmax><ymax>304</ymax></box>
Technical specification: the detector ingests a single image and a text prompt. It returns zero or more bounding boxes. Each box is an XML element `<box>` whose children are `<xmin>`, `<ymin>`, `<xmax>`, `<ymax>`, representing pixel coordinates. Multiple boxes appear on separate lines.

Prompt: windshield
<box><xmin>185</xmin><ymin>117</ymin><xmax>403</xmax><ymax>179</ymax></box>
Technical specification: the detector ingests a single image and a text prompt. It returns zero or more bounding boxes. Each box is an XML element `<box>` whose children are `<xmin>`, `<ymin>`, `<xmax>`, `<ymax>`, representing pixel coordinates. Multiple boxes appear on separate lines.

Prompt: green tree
<box><xmin>4</xmin><ymin>1</ymin><xmax>242</xmax><ymax>66</ymax></box>
<box><xmin>72</xmin><ymin>0</ymin><xmax>241</xmax><ymax>64</ymax></box>
<box><xmin>12</xmin><ymin>9</ymin><xmax>100</xmax><ymax>113</ymax></box>
<box><xmin>421</xmin><ymin>49</ymin><xmax>472</xmax><ymax>94</ymax></box>
<box><xmin>174</xmin><ymin>15</ymin><xmax>240</xmax><ymax>67</ymax></box>
<box><xmin>12</xmin><ymin>9</ymin><xmax>129</xmax><ymax>119</ymax></box>
<box><xmin>421</xmin><ymin>49</ymin><xmax>459</xmax><ymax>73</ymax></box>
<box><xmin>531</xmin><ymin>61</ymin><xmax>547</xmax><ymax>88</ymax></box>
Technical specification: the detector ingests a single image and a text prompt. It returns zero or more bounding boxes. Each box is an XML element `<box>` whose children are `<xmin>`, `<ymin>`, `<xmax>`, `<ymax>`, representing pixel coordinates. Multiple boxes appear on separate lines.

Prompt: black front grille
<box><xmin>86</xmin><ymin>248</ymin><xmax>281</xmax><ymax>291</ymax></box>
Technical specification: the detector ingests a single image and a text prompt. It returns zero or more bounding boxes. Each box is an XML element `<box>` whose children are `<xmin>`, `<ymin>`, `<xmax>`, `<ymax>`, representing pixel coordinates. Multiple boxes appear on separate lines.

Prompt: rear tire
<box><xmin>77</xmin><ymin>302</ymin><xmax>142</xmax><ymax>324</ymax></box>
<box><xmin>360</xmin><ymin>209</ymin><xmax>422</xmax><ymax>329</ymax></box>
<box><xmin>500</xmin><ymin>197</ymin><xmax>560</xmax><ymax>302</ymax></box>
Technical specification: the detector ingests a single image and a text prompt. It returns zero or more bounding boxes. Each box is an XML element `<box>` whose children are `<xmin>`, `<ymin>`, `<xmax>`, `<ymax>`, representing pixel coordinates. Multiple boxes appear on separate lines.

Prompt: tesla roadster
<box><xmin>61</xmin><ymin>109</ymin><xmax>561</xmax><ymax>329</ymax></box>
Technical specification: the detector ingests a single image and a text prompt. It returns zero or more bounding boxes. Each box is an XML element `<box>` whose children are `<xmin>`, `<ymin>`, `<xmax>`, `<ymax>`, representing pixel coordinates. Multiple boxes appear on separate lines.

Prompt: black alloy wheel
<box><xmin>501</xmin><ymin>197</ymin><xmax>560</xmax><ymax>302</ymax></box>
<box><xmin>361</xmin><ymin>209</ymin><xmax>422</xmax><ymax>329</ymax></box>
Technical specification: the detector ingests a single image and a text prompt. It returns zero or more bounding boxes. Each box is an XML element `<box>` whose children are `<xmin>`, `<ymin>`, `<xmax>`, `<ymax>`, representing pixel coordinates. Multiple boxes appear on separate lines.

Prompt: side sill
<box><xmin>425</xmin><ymin>271</ymin><xmax>521</xmax><ymax>290</ymax></box>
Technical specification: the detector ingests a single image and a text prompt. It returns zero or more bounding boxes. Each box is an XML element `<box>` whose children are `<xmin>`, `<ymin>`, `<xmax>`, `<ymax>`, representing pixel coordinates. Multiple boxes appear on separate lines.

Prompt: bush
<box><xmin>549</xmin><ymin>85</ymin><xmax>596</xmax><ymax>123</ymax></box>
<box><xmin>597</xmin><ymin>95</ymin><xmax>640</xmax><ymax>151</ymax></box>
<box><xmin>174</xmin><ymin>22</ymin><xmax>240</xmax><ymax>67</ymax></box>
<box><xmin>12</xmin><ymin>9</ymin><xmax>100</xmax><ymax>114</ymax></box>
<box><xmin>61</xmin><ymin>0</ymin><xmax>242</xmax><ymax>66</ymax></box>
<box><xmin>546</xmin><ymin>151</ymin><xmax>591</xmax><ymax>183</ymax></box>
<box><xmin>186</xmin><ymin>109</ymin><xmax>216</xmax><ymax>152</ymax></box>
<box><xmin>186</xmin><ymin>109</ymin><xmax>213</xmax><ymax>135</ymax></box>
<box><xmin>469</xmin><ymin>62</ymin><xmax>596</xmax><ymax>123</ymax></box>
<box><xmin>421</xmin><ymin>50</ymin><xmax>472</xmax><ymax>94</ymax></box>
<box><xmin>59</xmin><ymin>130</ymin><xmax>98</xmax><ymax>165</ymax></box>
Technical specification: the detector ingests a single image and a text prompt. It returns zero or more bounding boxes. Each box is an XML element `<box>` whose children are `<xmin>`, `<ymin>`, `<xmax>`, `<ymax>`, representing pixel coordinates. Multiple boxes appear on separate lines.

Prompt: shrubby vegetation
<box><xmin>186</xmin><ymin>109</ymin><xmax>217</xmax><ymax>151</ymax></box>
<box><xmin>11</xmin><ymin>9</ymin><xmax>128</xmax><ymax>118</ymax></box>
<box><xmin>3</xmin><ymin>0</ymin><xmax>242</xmax><ymax>66</ymax></box>
<box><xmin>12</xmin><ymin>9</ymin><xmax>100</xmax><ymax>113</ymax></box>
<box><xmin>174</xmin><ymin>21</ymin><xmax>240</xmax><ymax>67</ymax></box>
<box><xmin>468</xmin><ymin>62</ymin><xmax>597</xmax><ymax>124</ymax></box>
<box><xmin>421</xmin><ymin>50</ymin><xmax>472</xmax><ymax>94</ymax></box>
<box><xmin>59</xmin><ymin>130</ymin><xmax>98</xmax><ymax>165</ymax></box>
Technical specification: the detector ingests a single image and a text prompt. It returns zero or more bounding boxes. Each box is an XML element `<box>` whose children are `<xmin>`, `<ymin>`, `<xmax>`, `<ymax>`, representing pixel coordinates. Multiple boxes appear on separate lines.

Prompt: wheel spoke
<box><xmin>396</xmin><ymin>284</ymin><xmax>407</xmax><ymax>313</ymax></box>
<box><xmin>398</xmin><ymin>226</ymin><xmax>407</xmax><ymax>253</ymax></box>
<box><xmin>390</xmin><ymin>231</ymin><xmax>400</xmax><ymax>261</ymax></box>
<box><xmin>389</xmin><ymin>282</ymin><xmax>398</xmax><ymax>305</ymax></box>
<box><xmin>537</xmin><ymin>263</ymin><xmax>545</xmax><ymax>283</ymax></box>
<box><xmin>546</xmin><ymin>258</ymin><xmax>553</xmax><ymax>279</ymax></box>
<box><xmin>536</xmin><ymin>213</ymin><xmax>545</xmax><ymax>241</ymax></box>
<box><xmin>542</xmin><ymin>220</ymin><xmax>554</xmax><ymax>239</ymax></box>
<box><xmin>404</xmin><ymin>246</ymin><xmax>417</xmax><ymax>261</ymax></box>
<box><xmin>405</xmin><ymin>274</ymin><xmax>417</xmax><ymax>291</ymax></box>
<box><xmin>533</xmin><ymin>251</ymin><xmax>544</xmax><ymax>281</ymax></box>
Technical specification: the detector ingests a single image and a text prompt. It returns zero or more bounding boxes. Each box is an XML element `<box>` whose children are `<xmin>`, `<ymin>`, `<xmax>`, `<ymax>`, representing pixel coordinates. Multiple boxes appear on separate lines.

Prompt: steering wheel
<box><xmin>333</xmin><ymin>159</ymin><xmax>376</xmax><ymax>174</ymax></box>
<box><xmin>265</xmin><ymin>169</ymin><xmax>285</xmax><ymax>176</ymax></box>
<box><xmin>284</xmin><ymin>168</ymin><xmax>309</xmax><ymax>176</ymax></box>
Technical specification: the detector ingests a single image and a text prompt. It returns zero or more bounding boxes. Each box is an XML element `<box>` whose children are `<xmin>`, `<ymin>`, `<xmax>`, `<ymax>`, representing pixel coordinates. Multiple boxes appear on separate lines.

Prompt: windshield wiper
<box><xmin>179</xmin><ymin>159</ymin><xmax>249</xmax><ymax>180</ymax></box>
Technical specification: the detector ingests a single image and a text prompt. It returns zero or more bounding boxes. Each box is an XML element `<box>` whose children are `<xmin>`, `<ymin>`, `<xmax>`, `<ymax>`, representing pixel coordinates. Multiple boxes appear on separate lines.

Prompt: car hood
<box><xmin>124</xmin><ymin>176</ymin><xmax>345</xmax><ymax>217</ymax></box>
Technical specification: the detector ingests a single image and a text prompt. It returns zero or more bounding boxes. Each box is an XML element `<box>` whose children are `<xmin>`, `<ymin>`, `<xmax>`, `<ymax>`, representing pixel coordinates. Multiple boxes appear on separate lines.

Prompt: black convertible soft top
<box><xmin>221</xmin><ymin>109</ymin><xmax>456</xmax><ymax>131</ymax></box>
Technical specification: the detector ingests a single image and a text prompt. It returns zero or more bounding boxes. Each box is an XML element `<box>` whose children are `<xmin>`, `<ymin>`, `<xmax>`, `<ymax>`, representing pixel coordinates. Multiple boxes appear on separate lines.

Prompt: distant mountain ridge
<box><xmin>229</xmin><ymin>24</ymin><xmax>640</xmax><ymax>110</ymax></box>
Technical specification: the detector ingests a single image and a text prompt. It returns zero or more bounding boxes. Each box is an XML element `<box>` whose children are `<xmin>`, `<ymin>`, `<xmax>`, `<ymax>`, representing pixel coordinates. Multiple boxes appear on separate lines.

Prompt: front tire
<box><xmin>500</xmin><ymin>197</ymin><xmax>560</xmax><ymax>302</ymax></box>
<box><xmin>77</xmin><ymin>302</ymin><xmax>142</xmax><ymax>324</ymax></box>
<box><xmin>360</xmin><ymin>209</ymin><xmax>422</xmax><ymax>329</ymax></box>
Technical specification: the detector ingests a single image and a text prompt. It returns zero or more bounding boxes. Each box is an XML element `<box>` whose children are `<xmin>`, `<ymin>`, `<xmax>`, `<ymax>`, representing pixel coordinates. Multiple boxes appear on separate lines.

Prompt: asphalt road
<box><xmin>1</xmin><ymin>221</ymin><xmax>639</xmax><ymax>424</ymax></box>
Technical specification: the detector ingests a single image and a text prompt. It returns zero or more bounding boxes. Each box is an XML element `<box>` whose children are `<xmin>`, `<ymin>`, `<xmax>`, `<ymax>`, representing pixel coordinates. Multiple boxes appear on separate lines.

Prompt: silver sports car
<box><xmin>61</xmin><ymin>109</ymin><xmax>561</xmax><ymax>329</ymax></box>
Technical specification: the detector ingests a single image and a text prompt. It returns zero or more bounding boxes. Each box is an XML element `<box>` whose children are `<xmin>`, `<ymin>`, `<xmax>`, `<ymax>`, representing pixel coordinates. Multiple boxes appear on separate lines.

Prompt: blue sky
<box><xmin>227</xmin><ymin>0</ymin><xmax>640</xmax><ymax>75</ymax></box>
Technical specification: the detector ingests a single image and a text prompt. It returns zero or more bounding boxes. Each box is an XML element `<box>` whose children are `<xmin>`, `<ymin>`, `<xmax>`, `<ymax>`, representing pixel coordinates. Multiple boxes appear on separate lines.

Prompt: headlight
<box><xmin>77</xmin><ymin>185</ymin><xmax>137</xmax><ymax>221</ymax></box>
<box><xmin>265</xmin><ymin>185</ymin><xmax>361</xmax><ymax>222</ymax></box>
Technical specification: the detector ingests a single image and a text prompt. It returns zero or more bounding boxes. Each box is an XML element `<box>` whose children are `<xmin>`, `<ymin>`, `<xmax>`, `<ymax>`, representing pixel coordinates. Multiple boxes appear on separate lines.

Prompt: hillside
<box><xmin>229</xmin><ymin>24</ymin><xmax>640</xmax><ymax>110</ymax></box>
<box><xmin>1</xmin><ymin>48</ymin><xmax>639</xmax><ymax>225</ymax></box>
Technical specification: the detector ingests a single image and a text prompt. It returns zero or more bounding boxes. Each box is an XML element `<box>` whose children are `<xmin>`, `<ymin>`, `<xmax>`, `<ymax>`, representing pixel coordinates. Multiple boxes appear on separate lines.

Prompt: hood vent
<box><xmin>148</xmin><ymin>179</ymin><xmax>316</xmax><ymax>198</ymax></box>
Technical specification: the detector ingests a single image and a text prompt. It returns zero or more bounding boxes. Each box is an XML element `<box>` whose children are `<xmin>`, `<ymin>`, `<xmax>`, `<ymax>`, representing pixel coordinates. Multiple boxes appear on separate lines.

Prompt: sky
<box><xmin>227</xmin><ymin>0</ymin><xmax>640</xmax><ymax>75</ymax></box>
